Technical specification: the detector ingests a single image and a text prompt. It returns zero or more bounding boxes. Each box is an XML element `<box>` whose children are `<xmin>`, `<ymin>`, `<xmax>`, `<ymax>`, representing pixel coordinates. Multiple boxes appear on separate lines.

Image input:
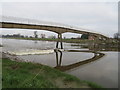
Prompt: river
<box><xmin>1</xmin><ymin>38</ymin><xmax>118</xmax><ymax>88</ymax></box>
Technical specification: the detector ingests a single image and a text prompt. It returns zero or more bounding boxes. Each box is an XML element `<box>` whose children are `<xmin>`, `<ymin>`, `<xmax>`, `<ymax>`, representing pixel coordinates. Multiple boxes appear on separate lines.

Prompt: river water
<box><xmin>2</xmin><ymin>38</ymin><xmax>118</xmax><ymax>88</ymax></box>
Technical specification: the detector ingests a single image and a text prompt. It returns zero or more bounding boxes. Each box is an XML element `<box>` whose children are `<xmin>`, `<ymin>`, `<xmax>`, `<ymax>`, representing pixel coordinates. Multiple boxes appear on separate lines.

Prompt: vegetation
<box><xmin>2</xmin><ymin>58</ymin><xmax>103</xmax><ymax>88</ymax></box>
<box><xmin>34</xmin><ymin>31</ymin><xmax>38</xmax><ymax>38</ymax></box>
<box><xmin>81</xmin><ymin>34</ymin><xmax>89</xmax><ymax>39</ymax></box>
<box><xmin>0</xmin><ymin>58</ymin><xmax>1</xmax><ymax>89</ymax></box>
<box><xmin>114</xmin><ymin>32</ymin><xmax>120</xmax><ymax>39</ymax></box>
<box><xmin>2</xmin><ymin>36</ymin><xmax>119</xmax><ymax>44</ymax></box>
<box><xmin>0</xmin><ymin>45</ymin><xmax>3</xmax><ymax>47</ymax></box>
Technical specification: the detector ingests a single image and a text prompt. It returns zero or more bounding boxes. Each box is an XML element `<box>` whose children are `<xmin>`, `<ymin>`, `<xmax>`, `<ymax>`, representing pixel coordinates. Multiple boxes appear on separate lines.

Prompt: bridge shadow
<box><xmin>54</xmin><ymin>50</ymin><xmax>105</xmax><ymax>72</ymax></box>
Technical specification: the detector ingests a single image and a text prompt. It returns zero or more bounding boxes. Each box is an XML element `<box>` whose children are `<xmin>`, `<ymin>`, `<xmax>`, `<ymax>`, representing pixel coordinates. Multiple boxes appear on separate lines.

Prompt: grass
<box><xmin>0</xmin><ymin>58</ymin><xmax>2</xmax><ymax>89</ymax></box>
<box><xmin>2</xmin><ymin>58</ymin><xmax>103</xmax><ymax>88</ymax></box>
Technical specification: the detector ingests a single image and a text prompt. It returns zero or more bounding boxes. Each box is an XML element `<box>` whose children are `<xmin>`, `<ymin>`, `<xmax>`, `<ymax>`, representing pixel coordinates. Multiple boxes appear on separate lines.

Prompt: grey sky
<box><xmin>0</xmin><ymin>1</ymin><xmax>118</xmax><ymax>38</ymax></box>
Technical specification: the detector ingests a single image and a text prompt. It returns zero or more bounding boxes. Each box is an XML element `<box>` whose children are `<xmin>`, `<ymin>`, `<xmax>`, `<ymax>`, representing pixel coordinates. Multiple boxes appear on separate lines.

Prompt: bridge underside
<box><xmin>0</xmin><ymin>22</ymin><xmax>108</xmax><ymax>38</ymax></box>
<box><xmin>0</xmin><ymin>22</ymin><xmax>109</xmax><ymax>49</ymax></box>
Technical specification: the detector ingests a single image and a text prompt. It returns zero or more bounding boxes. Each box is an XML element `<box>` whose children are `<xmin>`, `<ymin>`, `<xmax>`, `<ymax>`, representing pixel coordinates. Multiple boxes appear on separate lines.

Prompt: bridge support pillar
<box><xmin>55</xmin><ymin>51</ymin><xmax>62</xmax><ymax>66</ymax></box>
<box><xmin>56</xmin><ymin>34</ymin><xmax>63</xmax><ymax>49</ymax></box>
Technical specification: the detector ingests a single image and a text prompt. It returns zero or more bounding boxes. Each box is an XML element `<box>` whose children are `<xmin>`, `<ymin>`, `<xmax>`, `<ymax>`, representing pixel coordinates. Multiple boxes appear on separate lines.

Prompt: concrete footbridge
<box><xmin>0</xmin><ymin>16</ymin><xmax>109</xmax><ymax>49</ymax></box>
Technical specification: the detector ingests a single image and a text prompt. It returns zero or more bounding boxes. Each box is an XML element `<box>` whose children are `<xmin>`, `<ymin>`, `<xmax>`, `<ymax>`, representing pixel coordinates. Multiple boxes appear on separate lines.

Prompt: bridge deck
<box><xmin>0</xmin><ymin>16</ymin><xmax>108</xmax><ymax>38</ymax></box>
<box><xmin>0</xmin><ymin>22</ymin><xmax>108</xmax><ymax>39</ymax></box>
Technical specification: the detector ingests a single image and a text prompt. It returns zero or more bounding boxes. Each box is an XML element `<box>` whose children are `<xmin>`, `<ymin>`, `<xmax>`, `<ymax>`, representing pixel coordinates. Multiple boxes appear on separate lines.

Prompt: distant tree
<box><xmin>71</xmin><ymin>37</ymin><xmax>74</xmax><ymax>39</ymax></box>
<box><xmin>29</xmin><ymin>36</ymin><xmax>33</xmax><ymax>38</ymax></box>
<box><xmin>81</xmin><ymin>34</ymin><xmax>89</xmax><ymax>39</ymax></box>
<box><xmin>40</xmin><ymin>34</ymin><xmax>46</xmax><ymax>38</ymax></box>
<box><xmin>114</xmin><ymin>33</ymin><xmax>120</xmax><ymax>39</ymax></box>
<box><xmin>34</xmin><ymin>31</ymin><xmax>38</xmax><ymax>38</ymax></box>
<box><xmin>25</xmin><ymin>36</ymin><xmax>28</xmax><ymax>38</ymax></box>
<box><xmin>48</xmin><ymin>35</ymin><xmax>56</xmax><ymax>39</ymax></box>
<box><xmin>20</xmin><ymin>35</ymin><xmax>24</xmax><ymax>38</ymax></box>
<box><xmin>52</xmin><ymin>35</ymin><xmax>56</xmax><ymax>39</ymax></box>
<box><xmin>77</xmin><ymin>35</ymin><xmax>81</xmax><ymax>39</ymax></box>
<box><xmin>13</xmin><ymin>33</ymin><xmax>21</xmax><ymax>38</ymax></box>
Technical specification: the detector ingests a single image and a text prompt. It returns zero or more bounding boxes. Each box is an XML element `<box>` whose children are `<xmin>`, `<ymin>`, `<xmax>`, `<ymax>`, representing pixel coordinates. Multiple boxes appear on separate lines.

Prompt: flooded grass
<box><xmin>2</xmin><ymin>58</ymin><xmax>103</xmax><ymax>88</ymax></box>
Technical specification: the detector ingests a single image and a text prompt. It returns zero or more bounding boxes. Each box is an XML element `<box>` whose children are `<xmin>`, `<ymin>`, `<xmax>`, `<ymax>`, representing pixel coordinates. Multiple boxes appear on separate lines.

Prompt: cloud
<box><xmin>1</xmin><ymin>2</ymin><xmax>118</xmax><ymax>37</ymax></box>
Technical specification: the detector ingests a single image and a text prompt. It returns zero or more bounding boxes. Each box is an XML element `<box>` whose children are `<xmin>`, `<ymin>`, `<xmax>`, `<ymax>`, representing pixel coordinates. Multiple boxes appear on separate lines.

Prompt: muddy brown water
<box><xmin>1</xmin><ymin>38</ymin><xmax>118</xmax><ymax>88</ymax></box>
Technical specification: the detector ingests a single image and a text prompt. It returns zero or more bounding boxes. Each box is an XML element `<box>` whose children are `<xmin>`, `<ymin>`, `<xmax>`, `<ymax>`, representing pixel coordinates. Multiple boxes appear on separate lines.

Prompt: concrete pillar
<box><xmin>56</xmin><ymin>52</ymin><xmax>59</xmax><ymax>66</ymax></box>
<box><xmin>56</xmin><ymin>34</ymin><xmax>60</xmax><ymax>48</ymax></box>
<box><xmin>56</xmin><ymin>41</ymin><xmax>59</xmax><ymax>48</ymax></box>
<box><xmin>56</xmin><ymin>33</ymin><xmax>63</xmax><ymax>49</ymax></box>
<box><xmin>55</xmin><ymin>51</ymin><xmax>62</xmax><ymax>66</ymax></box>
<box><xmin>59</xmin><ymin>51</ymin><xmax>62</xmax><ymax>66</ymax></box>
<box><xmin>60</xmin><ymin>34</ymin><xmax>63</xmax><ymax>49</ymax></box>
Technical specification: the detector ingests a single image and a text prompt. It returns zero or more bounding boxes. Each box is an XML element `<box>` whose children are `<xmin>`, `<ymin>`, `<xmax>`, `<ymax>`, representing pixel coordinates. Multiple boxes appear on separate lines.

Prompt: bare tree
<box><xmin>34</xmin><ymin>31</ymin><xmax>38</xmax><ymax>38</ymax></box>
<box><xmin>114</xmin><ymin>33</ymin><xmax>120</xmax><ymax>39</ymax></box>
<box><xmin>40</xmin><ymin>34</ymin><xmax>46</xmax><ymax>38</ymax></box>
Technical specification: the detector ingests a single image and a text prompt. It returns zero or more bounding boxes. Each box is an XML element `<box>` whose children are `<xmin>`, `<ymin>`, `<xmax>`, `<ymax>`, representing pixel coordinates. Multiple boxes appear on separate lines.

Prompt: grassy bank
<box><xmin>0</xmin><ymin>58</ymin><xmax>1</xmax><ymax>89</ymax></box>
<box><xmin>2</xmin><ymin>58</ymin><xmax>103</xmax><ymax>88</ymax></box>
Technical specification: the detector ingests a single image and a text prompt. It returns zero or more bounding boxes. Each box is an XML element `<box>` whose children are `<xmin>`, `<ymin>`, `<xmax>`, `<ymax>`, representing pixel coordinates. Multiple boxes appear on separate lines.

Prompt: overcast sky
<box><xmin>0</xmin><ymin>1</ymin><xmax>118</xmax><ymax>38</ymax></box>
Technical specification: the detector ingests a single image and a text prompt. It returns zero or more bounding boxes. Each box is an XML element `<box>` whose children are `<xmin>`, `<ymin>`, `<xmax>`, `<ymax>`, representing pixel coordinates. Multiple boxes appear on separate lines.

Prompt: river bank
<box><xmin>2</xmin><ymin>52</ymin><xmax>102</xmax><ymax>88</ymax></box>
<box><xmin>2</xmin><ymin>37</ymin><xmax>119</xmax><ymax>44</ymax></box>
<box><xmin>1</xmin><ymin>38</ymin><xmax>118</xmax><ymax>88</ymax></box>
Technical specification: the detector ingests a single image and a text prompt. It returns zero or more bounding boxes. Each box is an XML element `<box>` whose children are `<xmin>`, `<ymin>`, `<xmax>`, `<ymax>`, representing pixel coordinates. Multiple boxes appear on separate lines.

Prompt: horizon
<box><xmin>0</xmin><ymin>1</ymin><xmax>118</xmax><ymax>38</ymax></box>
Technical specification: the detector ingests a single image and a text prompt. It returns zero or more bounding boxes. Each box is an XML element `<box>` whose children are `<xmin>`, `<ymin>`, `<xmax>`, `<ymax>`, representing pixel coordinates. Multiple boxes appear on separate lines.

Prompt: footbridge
<box><xmin>0</xmin><ymin>16</ymin><xmax>109</xmax><ymax>49</ymax></box>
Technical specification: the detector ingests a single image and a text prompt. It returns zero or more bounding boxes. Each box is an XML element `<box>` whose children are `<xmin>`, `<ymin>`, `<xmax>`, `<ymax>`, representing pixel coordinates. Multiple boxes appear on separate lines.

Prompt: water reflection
<box><xmin>54</xmin><ymin>50</ymin><xmax>105</xmax><ymax>71</ymax></box>
<box><xmin>55</xmin><ymin>51</ymin><xmax>62</xmax><ymax>66</ymax></box>
<box><xmin>34</xmin><ymin>41</ymin><xmax>38</xmax><ymax>44</ymax></box>
<box><xmin>2</xmin><ymin>39</ymin><xmax>118</xmax><ymax>88</ymax></box>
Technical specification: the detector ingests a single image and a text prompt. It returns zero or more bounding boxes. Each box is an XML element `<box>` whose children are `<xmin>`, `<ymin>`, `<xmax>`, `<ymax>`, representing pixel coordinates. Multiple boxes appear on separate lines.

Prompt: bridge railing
<box><xmin>0</xmin><ymin>15</ymin><xmax>108</xmax><ymax>37</ymax></box>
